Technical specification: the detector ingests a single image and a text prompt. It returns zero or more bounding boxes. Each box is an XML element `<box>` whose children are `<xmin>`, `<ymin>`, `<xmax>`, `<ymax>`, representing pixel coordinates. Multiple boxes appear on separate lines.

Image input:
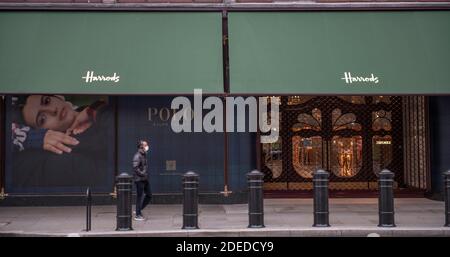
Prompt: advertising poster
<box><xmin>118</xmin><ymin>96</ymin><xmax>225</xmax><ymax>193</ymax></box>
<box><xmin>5</xmin><ymin>95</ymin><xmax>115</xmax><ymax>193</ymax></box>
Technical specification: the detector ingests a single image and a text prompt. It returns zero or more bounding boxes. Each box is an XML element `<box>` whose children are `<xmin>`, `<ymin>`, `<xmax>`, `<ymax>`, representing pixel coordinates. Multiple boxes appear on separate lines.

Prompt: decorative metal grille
<box><xmin>261</xmin><ymin>96</ymin><xmax>408</xmax><ymax>191</ymax></box>
<box><xmin>403</xmin><ymin>96</ymin><xmax>429</xmax><ymax>190</ymax></box>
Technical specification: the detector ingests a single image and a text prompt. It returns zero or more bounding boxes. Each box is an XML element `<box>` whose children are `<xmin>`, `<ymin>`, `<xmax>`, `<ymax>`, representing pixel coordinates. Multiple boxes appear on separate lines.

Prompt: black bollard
<box><xmin>444</xmin><ymin>170</ymin><xmax>450</xmax><ymax>227</ymax></box>
<box><xmin>247</xmin><ymin>170</ymin><xmax>265</xmax><ymax>228</ymax></box>
<box><xmin>116</xmin><ymin>172</ymin><xmax>133</xmax><ymax>231</ymax></box>
<box><xmin>378</xmin><ymin>169</ymin><xmax>396</xmax><ymax>227</ymax></box>
<box><xmin>182</xmin><ymin>171</ymin><xmax>199</xmax><ymax>229</ymax></box>
<box><xmin>86</xmin><ymin>187</ymin><xmax>91</xmax><ymax>232</ymax></box>
<box><xmin>313</xmin><ymin>169</ymin><xmax>330</xmax><ymax>227</ymax></box>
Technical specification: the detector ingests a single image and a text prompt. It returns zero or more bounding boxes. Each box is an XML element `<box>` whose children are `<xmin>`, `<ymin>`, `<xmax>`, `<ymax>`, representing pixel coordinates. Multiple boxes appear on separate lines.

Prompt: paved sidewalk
<box><xmin>0</xmin><ymin>198</ymin><xmax>449</xmax><ymax>237</ymax></box>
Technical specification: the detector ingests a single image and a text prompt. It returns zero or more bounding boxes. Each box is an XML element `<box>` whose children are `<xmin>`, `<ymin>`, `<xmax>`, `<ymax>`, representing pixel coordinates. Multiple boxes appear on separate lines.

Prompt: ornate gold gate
<box><xmin>261</xmin><ymin>96</ymin><xmax>404</xmax><ymax>191</ymax></box>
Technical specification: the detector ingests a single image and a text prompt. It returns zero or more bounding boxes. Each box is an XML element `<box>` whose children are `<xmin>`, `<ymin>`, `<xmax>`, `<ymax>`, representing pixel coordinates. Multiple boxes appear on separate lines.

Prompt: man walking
<box><xmin>133</xmin><ymin>140</ymin><xmax>152</xmax><ymax>221</ymax></box>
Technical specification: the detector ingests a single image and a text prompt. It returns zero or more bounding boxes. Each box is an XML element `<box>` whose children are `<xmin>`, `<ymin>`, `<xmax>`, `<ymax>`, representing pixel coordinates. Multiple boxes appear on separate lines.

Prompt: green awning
<box><xmin>0</xmin><ymin>12</ymin><xmax>223</xmax><ymax>94</ymax></box>
<box><xmin>228</xmin><ymin>11</ymin><xmax>450</xmax><ymax>94</ymax></box>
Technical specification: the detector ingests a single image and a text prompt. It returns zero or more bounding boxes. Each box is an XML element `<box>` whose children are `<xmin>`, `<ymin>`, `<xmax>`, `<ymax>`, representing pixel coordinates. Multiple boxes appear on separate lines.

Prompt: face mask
<box><xmin>144</xmin><ymin>146</ymin><xmax>149</xmax><ymax>152</ymax></box>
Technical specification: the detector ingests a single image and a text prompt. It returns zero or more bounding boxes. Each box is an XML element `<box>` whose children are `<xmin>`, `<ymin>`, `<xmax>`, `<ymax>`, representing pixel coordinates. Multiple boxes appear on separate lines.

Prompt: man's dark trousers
<box><xmin>135</xmin><ymin>180</ymin><xmax>152</xmax><ymax>216</ymax></box>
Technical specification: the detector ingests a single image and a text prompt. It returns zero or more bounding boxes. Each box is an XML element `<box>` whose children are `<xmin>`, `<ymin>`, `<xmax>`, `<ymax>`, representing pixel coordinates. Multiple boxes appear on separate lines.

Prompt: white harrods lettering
<box><xmin>341</xmin><ymin>72</ymin><xmax>379</xmax><ymax>85</ymax></box>
<box><xmin>82</xmin><ymin>71</ymin><xmax>120</xmax><ymax>83</ymax></box>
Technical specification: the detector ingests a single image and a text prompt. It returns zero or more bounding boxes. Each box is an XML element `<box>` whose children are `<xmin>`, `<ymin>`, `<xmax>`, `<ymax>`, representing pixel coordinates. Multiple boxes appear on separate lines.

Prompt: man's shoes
<box><xmin>134</xmin><ymin>215</ymin><xmax>145</xmax><ymax>221</ymax></box>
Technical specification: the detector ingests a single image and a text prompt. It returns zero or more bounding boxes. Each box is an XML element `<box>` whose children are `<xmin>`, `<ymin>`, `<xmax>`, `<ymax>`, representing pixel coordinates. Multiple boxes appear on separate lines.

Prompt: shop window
<box><xmin>262</xmin><ymin>137</ymin><xmax>282</xmax><ymax>179</ymax></box>
<box><xmin>372</xmin><ymin>135</ymin><xmax>393</xmax><ymax>176</ymax></box>
<box><xmin>292</xmin><ymin>108</ymin><xmax>321</xmax><ymax>132</ymax></box>
<box><xmin>372</xmin><ymin>96</ymin><xmax>391</xmax><ymax>104</ymax></box>
<box><xmin>330</xmin><ymin>136</ymin><xmax>363</xmax><ymax>178</ymax></box>
<box><xmin>338</xmin><ymin>96</ymin><xmax>365</xmax><ymax>104</ymax></box>
<box><xmin>372</xmin><ymin>110</ymin><xmax>392</xmax><ymax>131</ymax></box>
<box><xmin>332</xmin><ymin>109</ymin><xmax>361</xmax><ymax>131</ymax></box>
<box><xmin>287</xmin><ymin>96</ymin><xmax>314</xmax><ymax>105</ymax></box>
<box><xmin>292</xmin><ymin>136</ymin><xmax>322</xmax><ymax>179</ymax></box>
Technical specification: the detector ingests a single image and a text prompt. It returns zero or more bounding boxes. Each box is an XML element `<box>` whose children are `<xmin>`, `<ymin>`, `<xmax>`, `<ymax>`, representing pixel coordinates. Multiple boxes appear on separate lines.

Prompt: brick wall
<box><xmin>0</xmin><ymin>0</ymin><xmax>449</xmax><ymax>4</ymax></box>
<box><xmin>0</xmin><ymin>0</ymin><xmax>223</xmax><ymax>3</ymax></box>
<box><xmin>234</xmin><ymin>0</ymin><xmax>450</xmax><ymax>2</ymax></box>
<box><xmin>315</xmin><ymin>0</ymin><xmax>450</xmax><ymax>3</ymax></box>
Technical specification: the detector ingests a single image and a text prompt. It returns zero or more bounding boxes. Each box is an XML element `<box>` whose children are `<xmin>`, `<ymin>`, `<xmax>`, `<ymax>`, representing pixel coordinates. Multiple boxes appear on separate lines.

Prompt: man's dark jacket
<box><xmin>133</xmin><ymin>150</ymin><xmax>148</xmax><ymax>182</ymax></box>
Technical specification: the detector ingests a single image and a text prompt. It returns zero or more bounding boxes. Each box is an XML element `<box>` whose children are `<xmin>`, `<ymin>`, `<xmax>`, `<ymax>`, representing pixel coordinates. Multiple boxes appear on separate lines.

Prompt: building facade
<box><xmin>0</xmin><ymin>0</ymin><xmax>449</xmax><ymax>205</ymax></box>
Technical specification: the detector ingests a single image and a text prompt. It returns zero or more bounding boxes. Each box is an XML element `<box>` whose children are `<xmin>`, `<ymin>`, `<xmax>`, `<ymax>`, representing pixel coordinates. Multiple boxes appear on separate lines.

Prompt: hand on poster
<box><xmin>9</xmin><ymin>95</ymin><xmax>113</xmax><ymax>190</ymax></box>
<box><xmin>43</xmin><ymin>130</ymin><xmax>79</xmax><ymax>155</ymax></box>
<box><xmin>12</xmin><ymin>95</ymin><xmax>107</xmax><ymax>155</ymax></box>
<box><xmin>65</xmin><ymin>107</ymin><xmax>94</xmax><ymax>136</ymax></box>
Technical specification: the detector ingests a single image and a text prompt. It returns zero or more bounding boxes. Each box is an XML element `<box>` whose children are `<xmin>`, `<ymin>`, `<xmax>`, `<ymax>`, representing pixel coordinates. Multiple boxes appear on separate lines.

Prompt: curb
<box><xmin>2</xmin><ymin>227</ymin><xmax>449</xmax><ymax>237</ymax></box>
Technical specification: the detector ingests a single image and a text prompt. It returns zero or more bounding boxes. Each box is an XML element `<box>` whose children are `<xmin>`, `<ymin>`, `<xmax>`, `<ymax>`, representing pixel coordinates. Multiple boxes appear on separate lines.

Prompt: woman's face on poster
<box><xmin>22</xmin><ymin>95</ymin><xmax>77</xmax><ymax>132</ymax></box>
